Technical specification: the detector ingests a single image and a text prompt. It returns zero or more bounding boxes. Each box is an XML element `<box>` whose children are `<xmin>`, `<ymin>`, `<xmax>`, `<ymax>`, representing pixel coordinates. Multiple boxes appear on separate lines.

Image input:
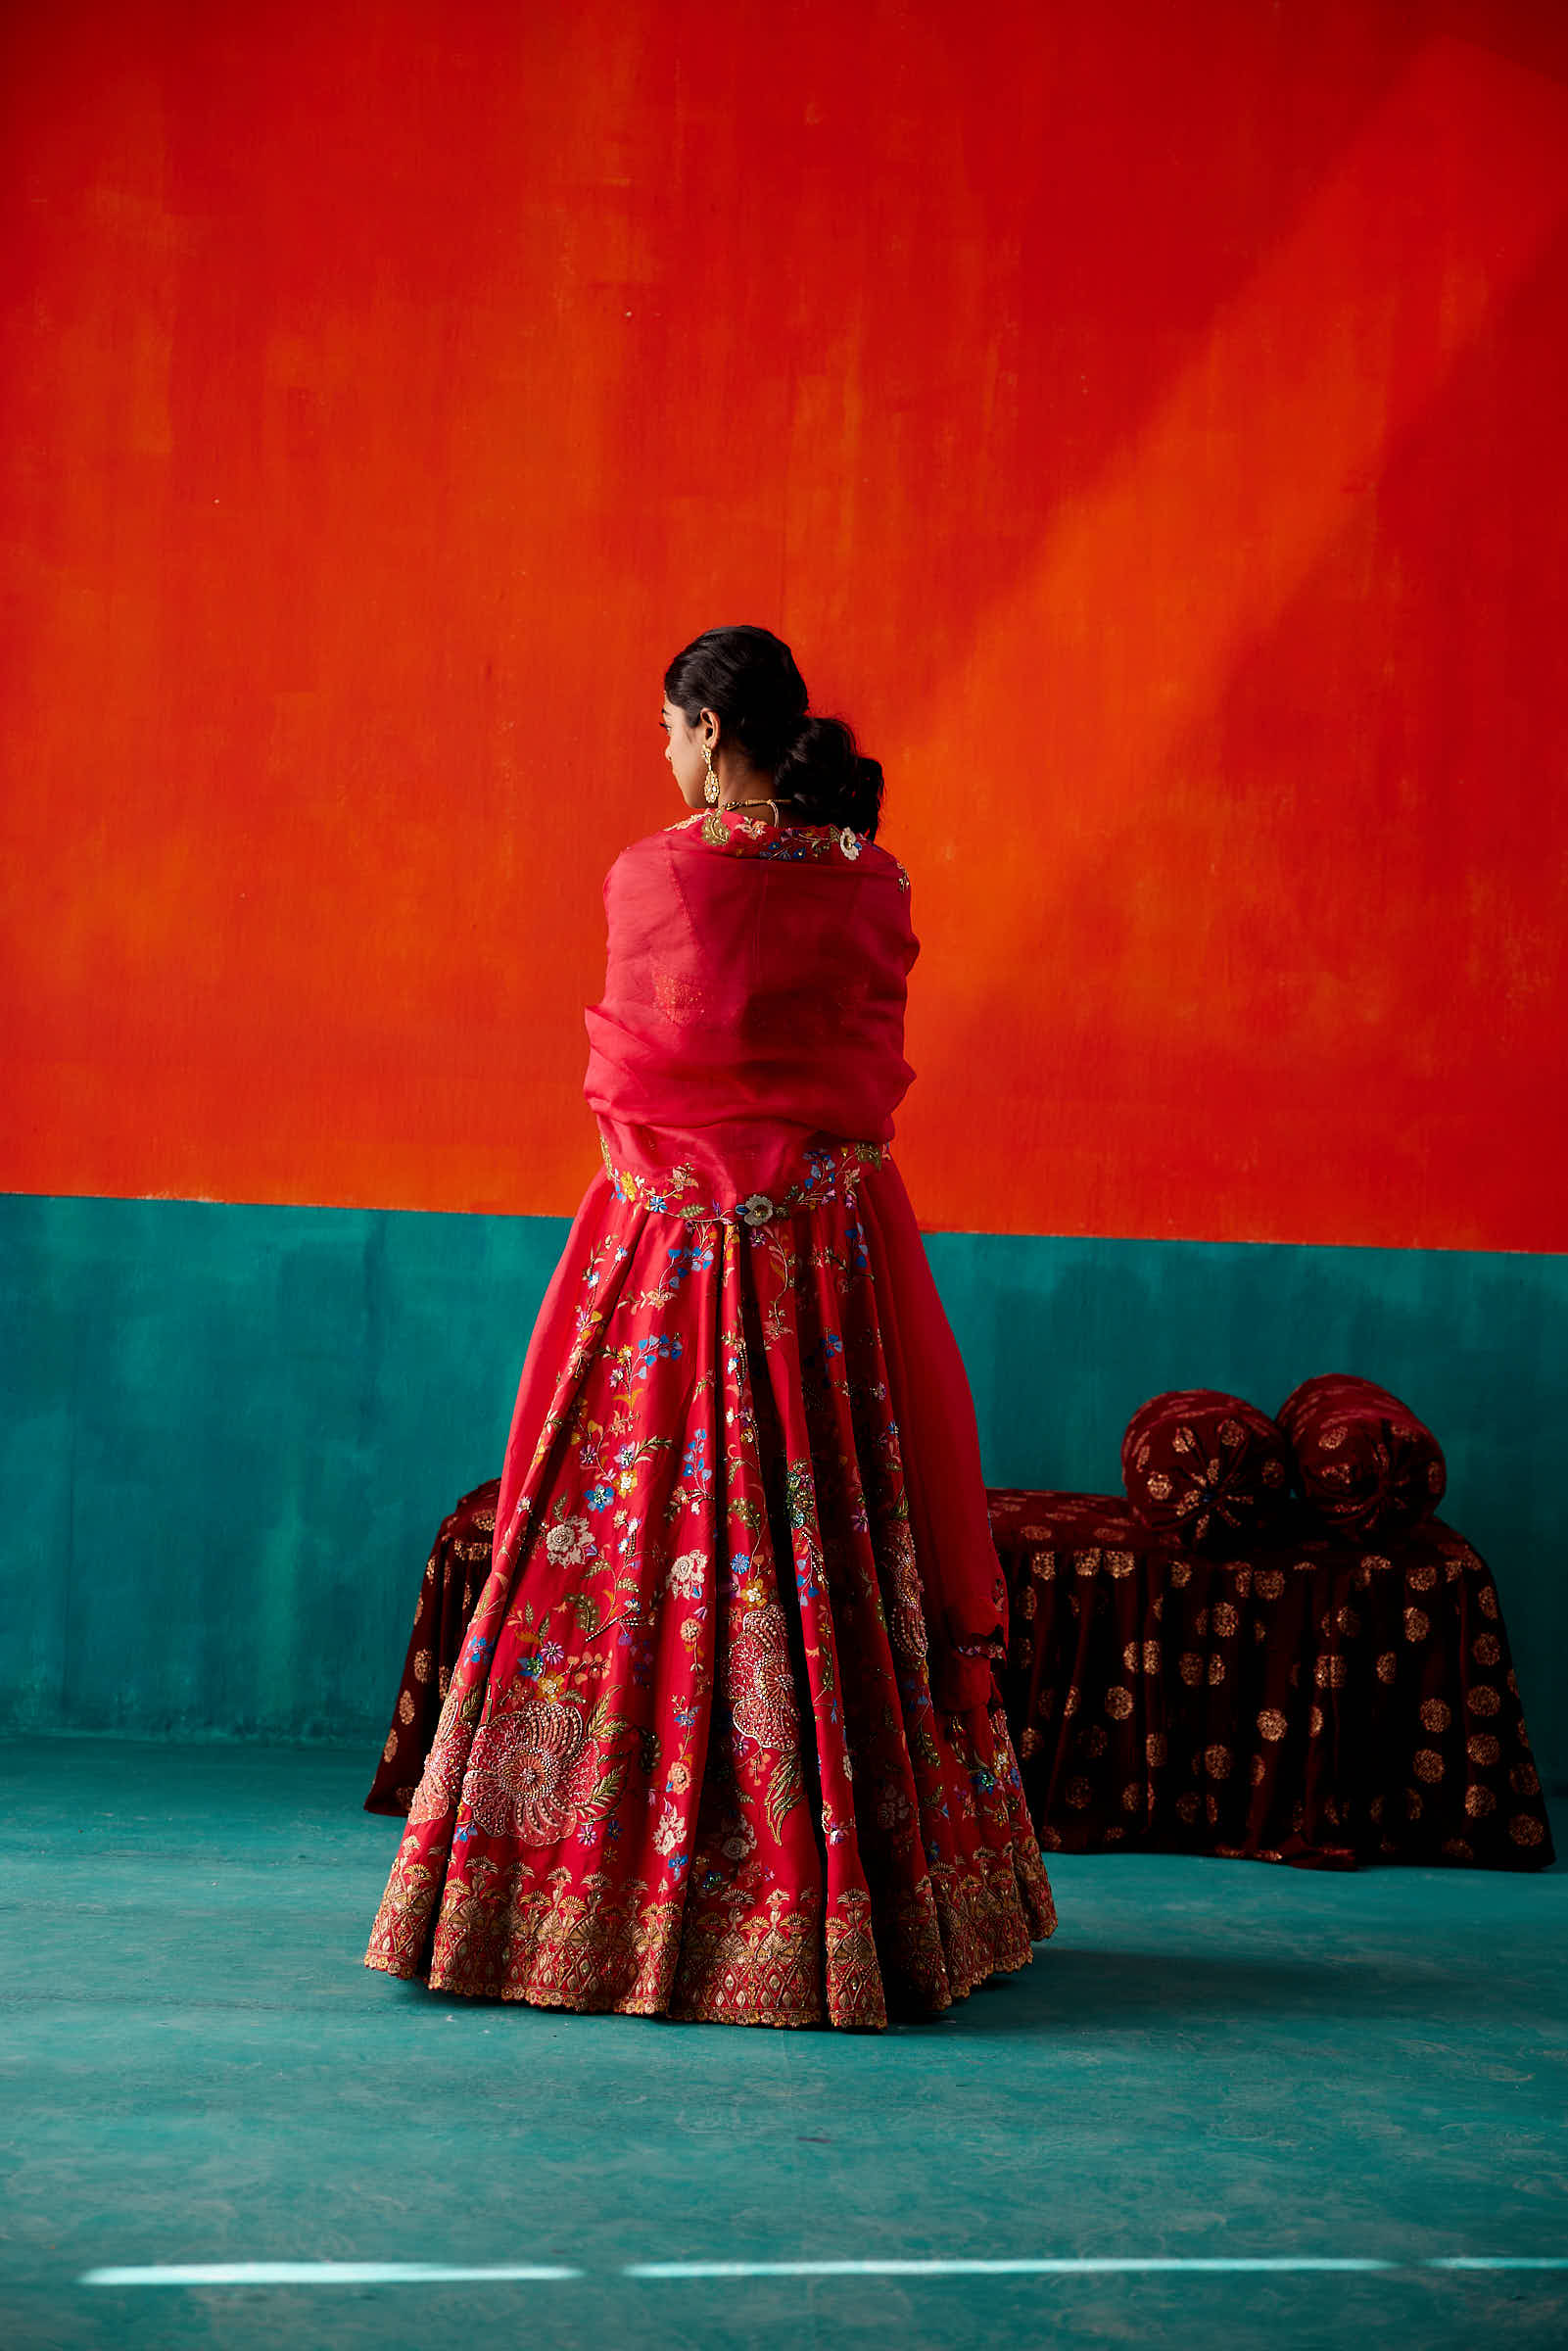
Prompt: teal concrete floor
<box><xmin>2</xmin><ymin>1740</ymin><xmax>1565</xmax><ymax>2351</ymax></box>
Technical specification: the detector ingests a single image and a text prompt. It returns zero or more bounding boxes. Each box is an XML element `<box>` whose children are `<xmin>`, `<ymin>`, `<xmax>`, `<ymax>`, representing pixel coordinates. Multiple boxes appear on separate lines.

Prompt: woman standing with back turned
<box><xmin>365</xmin><ymin>624</ymin><xmax>1056</xmax><ymax>2028</ymax></box>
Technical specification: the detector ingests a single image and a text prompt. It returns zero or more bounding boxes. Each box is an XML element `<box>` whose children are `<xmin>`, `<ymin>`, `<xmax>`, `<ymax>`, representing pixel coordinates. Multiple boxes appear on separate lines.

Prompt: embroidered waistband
<box><xmin>600</xmin><ymin>1136</ymin><xmax>884</xmax><ymax>1225</ymax></box>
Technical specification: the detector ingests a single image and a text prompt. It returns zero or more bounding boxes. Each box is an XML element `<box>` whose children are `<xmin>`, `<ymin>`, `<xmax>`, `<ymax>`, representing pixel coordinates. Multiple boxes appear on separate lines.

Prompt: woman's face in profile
<box><xmin>661</xmin><ymin>698</ymin><xmax>711</xmax><ymax>807</ymax></box>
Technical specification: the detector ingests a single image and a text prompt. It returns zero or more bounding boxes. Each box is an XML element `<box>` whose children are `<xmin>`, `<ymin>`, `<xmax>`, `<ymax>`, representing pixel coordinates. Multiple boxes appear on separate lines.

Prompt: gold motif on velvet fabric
<box><xmin>993</xmin><ymin>1491</ymin><xmax>1554</xmax><ymax>1872</ymax></box>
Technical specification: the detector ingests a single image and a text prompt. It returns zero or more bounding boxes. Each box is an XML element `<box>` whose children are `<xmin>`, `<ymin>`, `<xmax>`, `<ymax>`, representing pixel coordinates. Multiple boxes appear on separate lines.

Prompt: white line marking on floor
<box><xmin>77</xmin><ymin>2255</ymin><xmax>1568</xmax><ymax>2287</ymax></box>
<box><xmin>1429</xmin><ymin>2258</ymin><xmax>1568</xmax><ymax>2271</ymax></box>
<box><xmin>626</xmin><ymin>2259</ymin><xmax>1398</xmax><ymax>2277</ymax></box>
<box><xmin>81</xmin><ymin>2264</ymin><xmax>584</xmax><ymax>2285</ymax></box>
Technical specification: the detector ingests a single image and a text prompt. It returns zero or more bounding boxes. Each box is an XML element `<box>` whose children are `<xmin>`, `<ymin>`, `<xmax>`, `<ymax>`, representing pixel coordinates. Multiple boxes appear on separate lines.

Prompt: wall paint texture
<box><xmin>4</xmin><ymin>0</ymin><xmax>1566</xmax><ymax>1248</ymax></box>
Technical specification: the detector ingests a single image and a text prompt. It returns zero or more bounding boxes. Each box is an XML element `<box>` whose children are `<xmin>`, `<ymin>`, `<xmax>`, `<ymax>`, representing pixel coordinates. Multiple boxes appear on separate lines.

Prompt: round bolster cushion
<box><xmin>1121</xmin><ymin>1388</ymin><xmax>1291</xmax><ymax>1552</ymax></box>
<box><xmin>1276</xmin><ymin>1371</ymin><xmax>1446</xmax><ymax>1538</ymax></box>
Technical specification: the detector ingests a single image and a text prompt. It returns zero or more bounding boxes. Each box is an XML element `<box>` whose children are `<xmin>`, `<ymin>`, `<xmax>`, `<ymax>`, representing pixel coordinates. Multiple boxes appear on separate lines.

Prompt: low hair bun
<box><xmin>771</xmin><ymin>715</ymin><xmax>885</xmax><ymax>840</ymax></box>
<box><xmin>663</xmin><ymin>625</ymin><xmax>887</xmax><ymax>840</ymax></box>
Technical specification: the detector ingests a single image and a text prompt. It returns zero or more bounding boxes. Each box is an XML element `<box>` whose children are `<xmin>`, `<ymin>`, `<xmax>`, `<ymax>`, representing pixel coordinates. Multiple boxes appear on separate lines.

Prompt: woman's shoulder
<box><xmin>603</xmin><ymin>817</ymin><xmax>688</xmax><ymax>881</ymax></box>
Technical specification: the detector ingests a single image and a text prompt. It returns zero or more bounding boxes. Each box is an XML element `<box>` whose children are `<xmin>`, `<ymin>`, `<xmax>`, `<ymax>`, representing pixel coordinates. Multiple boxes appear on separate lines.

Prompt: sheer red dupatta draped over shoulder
<box><xmin>578</xmin><ymin>811</ymin><xmax>1005</xmax><ymax>1708</ymax></box>
<box><xmin>585</xmin><ymin>815</ymin><xmax>915</xmax><ymax>1208</ymax></box>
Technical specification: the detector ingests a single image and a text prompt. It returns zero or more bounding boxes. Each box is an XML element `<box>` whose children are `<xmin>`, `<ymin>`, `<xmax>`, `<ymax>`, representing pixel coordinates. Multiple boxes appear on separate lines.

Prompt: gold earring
<box><xmin>702</xmin><ymin>744</ymin><xmax>720</xmax><ymax>805</ymax></box>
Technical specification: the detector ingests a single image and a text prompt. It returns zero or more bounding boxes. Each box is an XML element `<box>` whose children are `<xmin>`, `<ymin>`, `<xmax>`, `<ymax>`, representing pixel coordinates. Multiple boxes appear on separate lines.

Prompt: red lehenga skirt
<box><xmin>364</xmin><ymin>1137</ymin><xmax>1056</xmax><ymax>2029</ymax></box>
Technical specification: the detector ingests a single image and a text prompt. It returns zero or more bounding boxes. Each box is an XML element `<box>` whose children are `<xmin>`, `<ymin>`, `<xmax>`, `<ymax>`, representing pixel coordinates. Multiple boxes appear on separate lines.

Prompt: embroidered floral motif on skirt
<box><xmin>365</xmin><ymin>1142</ymin><xmax>1056</xmax><ymax>2029</ymax></box>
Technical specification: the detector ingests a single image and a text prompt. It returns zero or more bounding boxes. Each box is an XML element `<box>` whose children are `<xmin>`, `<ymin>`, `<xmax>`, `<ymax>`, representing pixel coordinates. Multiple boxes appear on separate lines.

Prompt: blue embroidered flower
<box><xmin>682</xmin><ymin>1429</ymin><xmax>709</xmax><ymax>1479</ymax></box>
<box><xmin>584</xmin><ymin>1483</ymin><xmax>615</xmax><ymax>1512</ymax></box>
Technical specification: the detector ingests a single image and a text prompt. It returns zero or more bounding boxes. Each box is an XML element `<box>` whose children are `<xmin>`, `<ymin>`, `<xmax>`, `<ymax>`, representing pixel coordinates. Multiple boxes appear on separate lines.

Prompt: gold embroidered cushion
<box><xmin>1121</xmin><ymin>1388</ymin><xmax>1291</xmax><ymax>1554</ymax></box>
<box><xmin>1277</xmin><ymin>1371</ymin><xmax>1447</xmax><ymax>1538</ymax></box>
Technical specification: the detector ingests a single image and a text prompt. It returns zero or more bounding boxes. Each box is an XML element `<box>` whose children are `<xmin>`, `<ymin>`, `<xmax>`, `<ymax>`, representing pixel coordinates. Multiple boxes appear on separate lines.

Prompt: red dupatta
<box><xmin>585</xmin><ymin>810</ymin><xmax>918</xmax><ymax>1205</ymax></box>
<box><xmin>583</xmin><ymin>808</ymin><xmax>1005</xmax><ymax>1708</ymax></box>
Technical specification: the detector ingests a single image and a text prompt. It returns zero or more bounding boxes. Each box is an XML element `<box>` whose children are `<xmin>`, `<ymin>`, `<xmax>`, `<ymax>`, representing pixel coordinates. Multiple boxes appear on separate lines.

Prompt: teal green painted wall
<box><xmin>4</xmin><ymin>1194</ymin><xmax>1564</xmax><ymax>1783</ymax></box>
<box><xmin>1</xmin><ymin>1195</ymin><xmax>570</xmax><ymax>1751</ymax></box>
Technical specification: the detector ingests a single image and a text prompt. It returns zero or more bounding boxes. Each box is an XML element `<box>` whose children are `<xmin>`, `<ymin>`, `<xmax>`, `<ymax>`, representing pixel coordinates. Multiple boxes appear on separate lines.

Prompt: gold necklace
<box><xmin>716</xmin><ymin>794</ymin><xmax>798</xmax><ymax>824</ymax></box>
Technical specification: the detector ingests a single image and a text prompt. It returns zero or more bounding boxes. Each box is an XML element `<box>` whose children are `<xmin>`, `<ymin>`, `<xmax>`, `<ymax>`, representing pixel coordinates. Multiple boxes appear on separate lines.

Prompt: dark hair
<box><xmin>663</xmin><ymin>624</ymin><xmax>885</xmax><ymax>840</ymax></box>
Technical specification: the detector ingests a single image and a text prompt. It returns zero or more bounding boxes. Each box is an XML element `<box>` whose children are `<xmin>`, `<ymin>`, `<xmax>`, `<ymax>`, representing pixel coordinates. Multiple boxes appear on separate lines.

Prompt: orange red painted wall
<box><xmin>4</xmin><ymin>0</ymin><xmax>1566</xmax><ymax>1249</ymax></box>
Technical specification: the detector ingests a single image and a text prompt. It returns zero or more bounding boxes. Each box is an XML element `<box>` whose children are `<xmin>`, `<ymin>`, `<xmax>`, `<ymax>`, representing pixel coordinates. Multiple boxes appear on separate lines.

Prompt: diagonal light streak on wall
<box><xmin>897</xmin><ymin>34</ymin><xmax>1568</xmax><ymax>1242</ymax></box>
